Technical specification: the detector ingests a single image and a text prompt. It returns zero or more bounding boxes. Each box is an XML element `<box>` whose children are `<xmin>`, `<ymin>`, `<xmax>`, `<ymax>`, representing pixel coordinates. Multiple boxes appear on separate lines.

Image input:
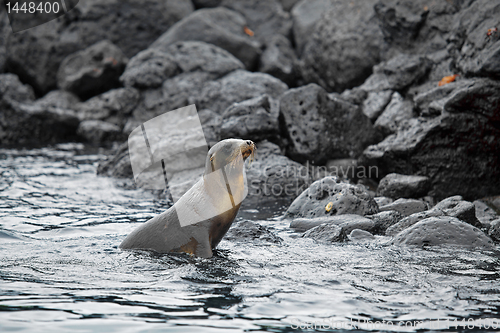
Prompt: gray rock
<box><xmin>0</xmin><ymin>73</ymin><xmax>35</xmax><ymax>103</ymax></box>
<box><xmin>96</xmin><ymin>142</ymin><xmax>133</xmax><ymax>179</ymax></box>
<box><xmin>301</xmin><ymin>214</ymin><xmax>375</xmax><ymax>242</ymax></box>
<box><xmin>324</xmin><ymin>159</ymin><xmax>359</xmax><ymax>180</ymax></box>
<box><xmin>291</xmin><ymin>214</ymin><xmax>374</xmax><ymax>233</ymax></box>
<box><xmin>291</xmin><ymin>0</ymin><xmax>334</xmax><ymax>55</ymax></box>
<box><xmin>359</xmin><ymin>54</ymin><xmax>432</xmax><ymax>92</ymax></box>
<box><xmin>379</xmin><ymin>198</ymin><xmax>429</xmax><ymax>217</ymax></box>
<box><xmin>246</xmin><ymin>141</ymin><xmax>308</xmax><ymax>206</ymax></box>
<box><xmin>362</xmin><ymin>90</ymin><xmax>393</xmax><ymax>121</ymax></box>
<box><xmin>392</xmin><ymin>216</ymin><xmax>495</xmax><ymax>250</ymax></box>
<box><xmin>5</xmin><ymin>0</ymin><xmax>194</xmax><ymax>94</ymax></box>
<box><xmin>374</xmin><ymin>196</ymin><xmax>393</xmax><ymax>207</ymax></box>
<box><xmin>259</xmin><ymin>35</ymin><xmax>298</xmax><ymax>86</ymax></box>
<box><xmin>225</xmin><ymin>220</ymin><xmax>282</xmax><ymax>243</ymax></box>
<box><xmin>196</xmin><ymin>69</ymin><xmax>288</xmax><ymax>113</ymax></box>
<box><xmin>220</xmin><ymin>95</ymin><xmax>280</xmax><ymax>142</ymax></box>
<box><xmin>300</xmin><ymin>0</ymin><xmax>384</xmax><ymax>92</ymax></box>
<box><xmin>77</xmin><ymin>120</ymin><xmax>123</xmax><ymax>144</ymax></box>
<box><xmin>284</xmin><ymin>176</ymin><xmax>379</xmax><ymax>219</ymax></box>
<box><xmin>474</xmin><ymin>199</ymin><xmax>500</xmax><ymax>225</ymax></box>
<box><xmin>35</xmin><ymin>90</ymin><xmax>80</xmax><ymax>110</ymax></box>
<box><xmin>0</xmin><ymin>11</ymin><xmax>10</xmax><ymax>73</ymax></box>
<box><xmin>192</xmin><ymin>0</ymin><xmax>221</xmax><ymax>8</ymax></box>
<box><xmin>489</xmin><ymin>219</ymin><xmax>500</xmax><ymax>242</ymax></box>
<box><xmin>151</xmin><ymin>7</ymin><xmax>261</xmax><ymax>70</ymax></box>
<box><xmin>348</xmin><ymin>229</ymin><xmax>375</xmax><ymax>242</ymax></box>
<box><xmin>280</xmin><ymin>0</ymin><xmax>301</xmax><ymax>12</ymax></box>
<box><xmin>374</xmin><ymin>92</ymin><xmax>414</xmax><ymax>135</ymax></box>
<box><xmin>302</xmin><ymin>223</ymin><xmax>345</xmax><ymax>243</ymax></box>
<box><xmin>57</xmin><ymin>40</ymin><xmax>128</xmax><ymax>99</ymax></box>
<box><xmin>279</xmin><ymin>83</ymin><xmax>381</xmax><ymax>164</ymax></box>
<box><xmin>221</xmin><ymin>0</ymin><xmax>292</xmax><ymax>43</ymax></box>
<box><xmin>198</xmin><ymin>109</ymin><xmax>222</xmax><ymax>147</ymax></box>
<box><xmin>386</xmin><ymin>209</ymin><xmax>444</xmax><ymax>236</ymax></box>
<box><xmin>377</xmin><ymin>173</ymin><xmax>430</xmax><ymax>199</ymax></box>
<box><xmin>366</xmin><ymin>210</ymin><xmax>402</xmax><ymax>235</ymax></box>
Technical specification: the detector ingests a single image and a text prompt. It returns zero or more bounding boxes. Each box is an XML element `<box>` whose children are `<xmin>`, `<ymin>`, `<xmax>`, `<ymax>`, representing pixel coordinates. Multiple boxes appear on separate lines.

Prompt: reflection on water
<box><xmin>1</xmin><ymin>144</ymin><xmax>500</xmax><ymax>332</ymax></box>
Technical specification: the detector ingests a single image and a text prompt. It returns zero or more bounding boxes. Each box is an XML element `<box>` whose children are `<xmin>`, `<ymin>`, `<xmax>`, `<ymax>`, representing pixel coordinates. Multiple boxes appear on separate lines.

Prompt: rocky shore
<box><xmin>1</xmin><ymin>0</ymin><xmax>499</xmax><ymax>250</ymax></box>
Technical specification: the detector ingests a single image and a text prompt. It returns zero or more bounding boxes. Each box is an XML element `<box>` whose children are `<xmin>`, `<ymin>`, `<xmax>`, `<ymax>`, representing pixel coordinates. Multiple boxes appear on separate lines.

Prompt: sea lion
<box><xmin>119</xmin><ymin>139</ymin><xmax>255</xmax><ymax>258</ymax></box>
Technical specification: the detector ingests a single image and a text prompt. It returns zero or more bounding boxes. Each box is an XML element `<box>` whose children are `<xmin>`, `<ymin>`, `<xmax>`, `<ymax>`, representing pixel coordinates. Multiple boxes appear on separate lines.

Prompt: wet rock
<box><xmin>362</xmin><ymin>90</ymin><xmax>393</xmax><ymax>121</ymax></box>
<box><xmin>57</xmin><ymin>40</ymin><xmax>128</xmax><ymax>100</ymax></box>
<box><xmin>348</xmin><ymin>229</ymin><xmax>375</xmax><ymax>242</ymax></box>
<box><xmin>359</xmin><ymin>54</ymin><xmax>432</xmax><ymax>92</ymax></box>
<box><xmin>374</xmin><ymin>92</ymin><xmax>414</xmax><ymax>135</ymax></box>
<box><xmin>151</xmin><ymin>7</ymin><xmax>261</xmax><ymax>70</ymax></box>
<box><xmin>291</xmin><ymin>214</ymin><xmax>374</xmax><ymax>233</ymax></box>
<box><xmin>450</xmin><ymin>1</ymin><xmax>500</xmax><ymax>77</ymax></box>
<box><xmin>474</xmin><ymin>199</ymin><xmax>500</xmax><ymax>226</ymax></box>
<box><xmin>196</xmin><ymin>69</ymin><xmax>288</xmax><ymax>113</ymax></box>
<box><xmin>279</xmin><ymin>83</ymin><xmax>381</xmax><ymax>164</ymax></box>
<box><xmin>221</xmin><ymin>0</ymin><xmax>292</xmax><ymax>43</ymax></box>
<box><xmin>5</xmin><ymin>0</ymin><xmax>194</xmax><ymax>94</ymax></box>
<box><xmin>76</xmin><ymin>88</ymin><xmax>139</xmax><ymax>127</ymax></box>
<box><xmin>259</xmin><ymin>35</ymin><xmax>298</xmax><ymax>86</ymax></box>
<box><xmin>379</xmin><ymin>198</ymin><xmax>428</xmax><ymax>217</ymax></box>
<box><xmin>386</xmin><ymin>209</ymin><xmax>444</xmax><ymax>236</ymax></box>
<box><xmin>290</xmin><ymin>0</ymin><xmax>333</xmax><ymax>55</ymax></box>
<box><xmin>374</xmin><ymin>196</ymin><xmax>393</xmax><ymax>207</ymax></box>
<box><xmin>96</xmin><ymin>142</ymin><xmax>132</xmax><ymax>178</ymax></box>
<box><xmin>366</xmin><ymin>210</ymin><xmax>402</xmax><ymax>235</ymax></box>
<box><xmin>392</xmin><ymin>216</ymin><xmax>495</xmax><ymax>250</ymax></box>
<box><xmin>284</xmin><ymin>176</ymin><xmax>379</xmax><ymax>219</ymax></box>
<box><xmin>300</xmin><ymin>0</ymin><xmax>384</xmax><ymax>92</ymax></box>
<box><xmin>361</xmin><ymin>78</ymin><xmax>500</xmax><ymax>200</ymax></box>
<box><xmin>246</xmin><ymin>141</ymin><xmax>308</xmax><ymax>206</ymax></box>
<box><xmin>220</xmin><ymin>95</ymin><xmax>280</xmax><ymax>142</ymax></box>
<box><xmin>489</xmin><ymin>219</ymin><xmax>500</xmax><ymax>242</ymax></box>
<box><xmin>302</xmin><ymin>223</ymin><xmax>345</xmax><ymax>243</ymax></box>
<box><xmin>77</xmin><ymin>120</ymin><xmax>123</xmax><ymax>145</ymax></box>
<box><xmin>377</xmin><ymin>173</ymin><xmax>430</xmax><ymax>199</ymax></box>
<box><xmin>301</xmin><ymin>214</ymin><xmax>374</xmax><ymax>242</ymax></box>
<box><xmin>120</xmin><ymin>41</ymin><xmax>244</xmax><ymax>89</ymax></box>
<box><xmin>225</xmin><ymin>220</ymin><xmax>282</xmax><ymax>243</ymax></box>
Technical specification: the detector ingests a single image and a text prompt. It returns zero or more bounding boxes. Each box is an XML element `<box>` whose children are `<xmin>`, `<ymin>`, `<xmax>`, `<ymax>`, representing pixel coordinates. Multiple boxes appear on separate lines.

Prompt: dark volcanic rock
<box><xmin>151</xmin><ymin>7</ymin><xmax>261</xmax><ymax>70</ymax></box>
<box><xmin>300</xmin><ymin>214</ymin><xmax>374</xmax><ymax>242</ymax></box>
<box><xmin>366</xmin><ymin>210</ymin><xmax>402</xmax><ymax>235</ymax></box>
<box><xmin>379</xmin><ymin>198</ymin><xmax>429</xmax><ymax>217</ymax></box>
<box><xmin>302</xmin><ymin>223</ymin><xmax>345</xmax><ymax>243</ymax></box>
<box><xmin>362</xmin><ymin>77</ymin><xmax>500</xmax><ymax>200</ymax></box>
<box><xmin>279</xmin><ymin>83</ymin><xmax>381</xmax><ymax>164</ymax></box>
<box><xmin>96</xmin><ymin>142</ymin><xmax>132</xmax><ymax>179</ymax></box>
<box><xmin>374</xmin><ymin>92</ymin><xmax>414</xmax><ymax>135</ymax></box>
<box><xmin>300</xmin><ymin>0</ymin><xmax>384</xmax><ymax>92</ymax></box>
<box><xmin>259</xmin><ymin>35</ymin><xmax>298</xmax><ymax>86</ymax></box>
<box><xmin>291</xmin><ymin>214</ymin><xmax>374</xmax><ymax>233</ymax></box>
<box><xmin>77</xmin><ymin>120</ymin><xmax>123</xmax><ymax>144</ymax></box>
<box><xmin>120</xmin><ymin>41</ymin><xmax>244</xmax><ymax>89</ymax></box>
<box><xmin>0</xmin><ymin>73</ymin><xmax>35</xmax><ymax>103</ymax></box>
<box><xmin>392</xmin><ymin>216</ymin><xmax>494</xmax><ymax>249</ymax></box>
<box><xmin>225</xmin><ymin>220</ymin><xmax>282</xmax><ymax>243</ymax></box>
<box><xmin>362</xmin><ymin>90</ymin><xmax>393</xmax><ymax>121</ymax></box>
<box><xmin>284</xmin><ymin>176</ymin><xmax>379</xmax><ymax>219</ymax></box>
<box><xmin>196</xmin><ymin>69</ymin><xmax>288</xmax><ymax>113</ymax></box>
<box><xmin>220</xmin><ymin>95</ymin><xmax>280</xmax><ymax>142</ymax></box>
<box><xmin>57</xmin><ymin>40</ymin><xmax>128</xmax><ymax>100</ymax></box>
<box><xmin>377</xmin><ymin>173</ymin><xmax>430</xmax><ymax>199</ymax></box>
<box><xmin>489</xmin><ymin>219</ymin><xmax>500</xmax><ymax>242</ymax></box>
<box><xmin>5</xmin><ymin>0</ymin><xmax>194</xmax><ymax>94</ymax></box>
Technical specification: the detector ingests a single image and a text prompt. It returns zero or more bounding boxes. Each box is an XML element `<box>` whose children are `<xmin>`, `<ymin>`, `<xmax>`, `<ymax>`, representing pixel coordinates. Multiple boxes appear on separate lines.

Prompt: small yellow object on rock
<box><xmin>325</xmin><ymin>201</ymin><xmax>333</xmax><ymax>212</ymax></box>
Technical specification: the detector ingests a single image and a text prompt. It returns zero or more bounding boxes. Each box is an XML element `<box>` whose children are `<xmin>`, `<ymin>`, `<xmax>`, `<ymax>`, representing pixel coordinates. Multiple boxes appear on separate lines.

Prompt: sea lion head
<box><xmin>204</xmin><ymin>139</ymin><xmax>255</xmax><ymax>175</ymax></box>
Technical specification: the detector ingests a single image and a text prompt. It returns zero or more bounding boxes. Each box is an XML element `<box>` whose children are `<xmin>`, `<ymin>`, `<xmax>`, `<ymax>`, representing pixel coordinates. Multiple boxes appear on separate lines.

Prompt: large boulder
<box><xmin>300</xmin><ymin>214</ymin><xmax>374</xmax><ymax>242</ymax></box>
<box><xmin>377</xmin><ymin>173</ymin><xmax>430</xmax><ymax>199</ymax></box>
<box><xmin>279</xmin><ymin>83</ymin><xmax>381</xmax><ymax>164</ymax></box>
<box><xmin>299</xmin><ymin>0</ymin><xmax>384</xmax><ymax>92</ymax></box>
<box><xmin>57</xmin><ymin>40</ymin><xmax>128</xmax><ymax>99</ymax></box>
<box><xmin>361</xmin><ymin>78</ymin><xmax>500</xmax><ymax>200</ymax></box>
<box><xmin>150</xmin><ymin>7</ymin><xmax>261</xmax><ymax>70</ymax></box>
<box><xmin>284</xmin><ymin>176</ymin><xmax>379</xmax><ymax>219</ymax></box>
<box><xmin>5</xmin><ymin>0</ymin><xmax>194</xmax><ymax>94</ymax></box>
<box><xmin>259</xmin><ymin>35</ymin><xmax>298</xmax><ymax>86</ymax></box>
<box><xmin>392</xmin><ymin>216</ymin><xmax>494</xmax><ymax>249</ymax></box>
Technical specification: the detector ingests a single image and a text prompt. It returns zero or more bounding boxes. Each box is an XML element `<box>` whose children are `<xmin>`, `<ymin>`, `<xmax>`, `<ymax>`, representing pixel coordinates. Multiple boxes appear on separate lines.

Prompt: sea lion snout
<box><xmin>241</xmin><ymin>140</ymin><xmax>255</xmax><ymax>160</ymax></box>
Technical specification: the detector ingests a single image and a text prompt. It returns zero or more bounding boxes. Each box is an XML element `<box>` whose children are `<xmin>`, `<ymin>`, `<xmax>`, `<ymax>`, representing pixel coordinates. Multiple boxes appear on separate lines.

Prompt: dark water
<box><xmin>1</xmin><ymin>144</ymin><xmax>500</xmax><ymax>332</ymax></box>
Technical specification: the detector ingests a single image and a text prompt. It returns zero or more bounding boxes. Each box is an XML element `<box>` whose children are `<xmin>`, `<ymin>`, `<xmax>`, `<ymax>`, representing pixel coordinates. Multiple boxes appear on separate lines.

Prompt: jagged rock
<box><xmin>77</xmin><ymin>120</ymin><xmax>123</xmax><ymax>144</ymax></box>
<box><xmin>195</xmin><ymin>69</ymin><xmax>288</xmax><ymax>113</ymax></box>
<box><xmin>279</xmin><ymin>83</ymin><xmax>381</xmax><ymax>164</ymax></box>
<box><xmin>225</xmin><ymin>219</ymin><xmax>282</xmax><ymax>243</ymax></box>
<box><xmin>220</xmin><ymin>95</ymin><xmax>280</xmax><ymax>142</ymax></box>
<box><xmin>57</xmin><ymin>40</ymin><xmax>128</xmax><ymax>99</ymax></box>
<box><xmin>221</xmin><ymin>0</ymin><xmax>292</xmax><ymax>43</ymax></box>
<box><xmin>379</xmin><ymin>198</ymin><xmax>428</xmax><ymax>217</ymax></box>
<box><xmin>348</xmin><ymin>229</ymin><xmax>375</xmax><ymax>242</ymax></box>
<box><xmin>0</xmin><ymin>73</ymin><xmax>35</xmax><ymax>103</ymax></box>
<box><xmin>374</xmin><ymin>92</ymin><xmax>414</xmax><ymax>135</ymax></box>
<box><xmin>151</xmin><ymin>7</ymin><xmax>261</xmax><ymax>69</ymax></box>
<box><xmin>290</xmin><ymin>0</ymin><xmax>333</xmax><ymax>55</ymax></box>
<box><xmin>474</xmin><ymin>199</ymin><xmax>500</xmax><ymax>226</ymax></box>
<box><xmin>300</xmin><ymin>0</ymin><xmax>384</xmax><ymax>92</ymax></box>
<box><xmin>366</xmin><ymin>210</ymin><xmax>402</xmax><ymax>235</ymax></box>
<box><xmin>362</xmin><ymin>90</ymin><xmax>393</xmax><ymax>121</ymax></box>
<box><xmin>284</xmin><ymin>176</ymin><xmax>379</xmax><ymax>219</ymax></box>
<box><xmin>359</xmin><ymin>54</ymin><xmax>432</xmax><ymax>92</ymax></box>
<box><xmin>489</xmin><ymin>219</ymin><xmax>500</xmax><ymax>242</ymax></box>
<box><xmin>392</xmin><ymin>216</ymin><xmax>494</xmax><ymax>249</ymax></box>
<box><xmin>259</xmin><ymin>34</ymin><xmax>298</xmax><ymax>86</ymax></box>
<box><xmin>377</xmin><ymin>173</ymin><xmax>430</xmax><ymax>199</ymax></box>
<box><xmin>246</xmin><ymin>141</ymin><xmax>308</xmax><ymax>206</ymax></box>
<box><xmin>290</xmin><ymin>214</ymin><xmax>374</xmax><ymax>233</ymax></box>
<box><xmin>5</xmin><ymin>0</ymin><xmax>194</xmax><ymax>94</ymax></box>
<box><xmin>120</xmin><ymin>41</ymin><xmax>244</xmax><ymax>89</ymax></box>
